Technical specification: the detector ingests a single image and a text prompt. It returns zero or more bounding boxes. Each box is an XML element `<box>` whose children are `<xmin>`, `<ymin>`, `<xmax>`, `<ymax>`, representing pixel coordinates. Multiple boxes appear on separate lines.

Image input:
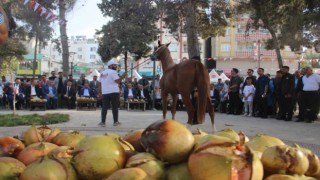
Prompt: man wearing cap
<box><xmin>98</xmin><ymin>58</ymin><xmax>127</xmax><ymax>127</ymax></box>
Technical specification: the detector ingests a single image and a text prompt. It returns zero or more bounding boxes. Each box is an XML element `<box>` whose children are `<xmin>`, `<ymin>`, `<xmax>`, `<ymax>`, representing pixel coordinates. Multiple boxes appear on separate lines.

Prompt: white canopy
<box><xmin>132</xmin><ymin>69</ymin><xmax>142</xmax><ymax>80</ymax></box>
<box><xmin>219</xmin><ymin>72</ymin><xmax>230</xmax><ymax>81</ymax></box>
<box><xmin>209</xmin><ymin>69</ymin><xmax>220</xmax><ymax>83</ymax></box>
<box><xmin>90</xmin><ymin>69</ymin><xmax>101</xmax><ymax>77</ymax></box>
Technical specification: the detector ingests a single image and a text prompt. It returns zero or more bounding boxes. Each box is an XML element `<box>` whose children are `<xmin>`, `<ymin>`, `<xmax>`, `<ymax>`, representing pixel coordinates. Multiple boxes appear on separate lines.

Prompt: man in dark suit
<box><xmin>79</xmin><ymin>83</ymin><xmax>95</xmax><ymax>97</ymax></box>
<box><xmin>135</xmin><ymin>84</ymin><xmax>152</xmax><ymax>109</ymax></box>
<box><xmin>26</xmin><ymin>79</ymin><xmax>41</xmax><ymax>109</ymax></box>
<box><xmin>6</xmin><ymin>79</ymin><xmax>25</xmax><ymax>110</ymax></box>
<box><xmin>42</xmin><ymin>80</ymin><xmax>58</xmax><ymax>109</ymax></box>
<box><xmin>77</xmin><ymin>74</ymin><xmax>89</xmax><ymax>94</ymax></box>
<box><xmin>124</xmin><ymin>83</ymin><xmax>137</xmax><ymax>102</ymax></box>
<box><xmin>278</xmin><ymin>66</ymin><xmax>295</xmax><ymax>121</ymax></box>
<box><xmin>64</xmin><ymin>74</ymin><xmax>77</xmax><ymax>90</ymax></box>
<box><xmin>63</xmin><ymin>81</ymin><xmax>76</xmax><ymax>109</ymax></box>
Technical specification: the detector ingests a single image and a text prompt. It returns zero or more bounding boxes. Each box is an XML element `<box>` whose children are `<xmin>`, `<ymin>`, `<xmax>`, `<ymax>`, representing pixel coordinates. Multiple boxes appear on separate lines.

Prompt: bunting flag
<box><xmin>20</xmin><ymin>0</ymin><xmax>66</xmax><ymax>25</ymax></box>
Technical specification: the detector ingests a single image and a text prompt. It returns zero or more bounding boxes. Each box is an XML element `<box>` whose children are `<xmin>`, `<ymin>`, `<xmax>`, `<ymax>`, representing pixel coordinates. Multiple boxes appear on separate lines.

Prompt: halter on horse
<box><xmin>152</xmin><ymin>41</ymin><xmax>215</xmax><ymax>130</ymax></box>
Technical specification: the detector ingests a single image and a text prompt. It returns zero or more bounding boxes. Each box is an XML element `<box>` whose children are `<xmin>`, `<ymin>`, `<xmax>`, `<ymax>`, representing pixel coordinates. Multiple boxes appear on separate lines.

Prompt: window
<box><xmin>90</xmin><ymin>47</ymin><xmax>97</xmax><ymax>51</ymax></box>
<box><xmin>221</xmin><ymin>44</ymin><xmax>231</xmax><ymax>52</ymax></box>
<box><xmin>19</xmin><ymin>62</ymin><xmax>38</xmax><ymax>70</ymax></box>
<box><xmin>78</xmin><ymin>47</ymin><xmax>82</xmax><ymax>51</ymax></box>
<box><xmin>90</xmin><ymin>55</ymin><xmax>96</xmax><ymax>59</ymax></box>
<box><xmin>78</xmin><ymin>55</ymin><xmax>82</xmax><ymax>59</ymax></box>
<box><xmin>51</xmin><ymin>55</ymin><xmax>55</xmax><ymax>59</ymax></box>
<box><xmin>183</xmin><ymin>43</ymin><xmax>187</xmax><ymax>52</ymax></box>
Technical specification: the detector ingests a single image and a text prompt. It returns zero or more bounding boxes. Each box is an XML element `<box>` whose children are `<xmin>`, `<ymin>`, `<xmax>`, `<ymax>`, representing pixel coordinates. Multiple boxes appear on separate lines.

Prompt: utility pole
<box><xmin>258</xmin><ymin>40</ymin><xmax>261</xmax><ymax>69</ymax></box>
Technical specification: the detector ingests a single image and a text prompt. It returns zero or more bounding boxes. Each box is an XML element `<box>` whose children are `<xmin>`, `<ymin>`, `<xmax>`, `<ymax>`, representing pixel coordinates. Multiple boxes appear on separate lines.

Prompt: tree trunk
<box><xmin>59</xmin><ymin>0</ymin><xmax>70</xmax><ymax>77</ymax></box>
<box><xmin>32</xmin><ymin>32</ymin><xmax>38</xmax><ymax>79</ymax></box>
<box><xmin>269</xmin><ymin>29</ymin><xmax>283</xmax><ymax>68</ymax></box>
<box><xmin>124</xmin><ymin>51</ymin><xmax>128</xmax><ymax>73</ymax></box>
<box><xmin>184</xmin><ymin>0</ymin><xmax>200</xmax><ymax>59</ymax></box>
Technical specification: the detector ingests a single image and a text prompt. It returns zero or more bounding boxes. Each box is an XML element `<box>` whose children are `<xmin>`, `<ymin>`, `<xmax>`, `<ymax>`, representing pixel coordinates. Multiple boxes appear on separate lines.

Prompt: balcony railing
<box><xmin>235</xmin><ymin>33</ymin><xmax>272</xmax><ymax>41</ymax></box>
<box><xmin>235</xmin><ymin>50</ymin><xmax>276</xmax><ymax>57</ymax></box>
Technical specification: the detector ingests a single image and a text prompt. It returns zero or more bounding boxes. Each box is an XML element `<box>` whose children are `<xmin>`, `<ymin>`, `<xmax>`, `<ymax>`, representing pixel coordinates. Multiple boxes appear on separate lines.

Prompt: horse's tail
<box><xmin>195</xmin><ymin>63</ymin><xmax>210</xmax><ymax>124</ymax></box>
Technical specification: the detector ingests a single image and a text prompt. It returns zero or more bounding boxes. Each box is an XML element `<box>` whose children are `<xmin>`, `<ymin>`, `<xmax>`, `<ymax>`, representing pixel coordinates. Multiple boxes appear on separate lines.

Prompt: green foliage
<box><xmin>160</xmin><ymin>0</ymin><xmax>230</xmax><ymax>39</ymax></box>
<box><xmin>0</xmin><ymin>113</ymin><xmax>70</xmax><ymax>127</ymax></box>
<box><xmin>97</xmin><ymin>0</ymin><xmax>159</xmax><ymax>62</ymax></box>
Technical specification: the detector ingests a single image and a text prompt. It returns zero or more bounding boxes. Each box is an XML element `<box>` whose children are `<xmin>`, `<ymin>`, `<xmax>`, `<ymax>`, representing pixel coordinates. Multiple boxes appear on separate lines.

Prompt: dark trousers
<box><xmin>297</xmin><ymin>92</ymin><xmax>304</xmax><ymax>119</ymax></box>
<box><xmin>65</xmin><ymin>96</ymin><xmax>76</xmax><ymax>109</ymax></box>
<box><xmin>279</xmin><ymin>96</ymin><xmax>293</xmax><ymax>120</ymax></box>
<box><xmin>228</xmin><ymin>91</ymin><xmax>242</xmax><ymax>114</ymax></box>
<box><xmin>257</xmin><ymin>95</ymin><xmax>268</xmax><ymax>117</ymax></box>
<box><xmin>101</xmin><ymin>93</ymin><xmax>120</xmax><ymax>123</ymax></box>
<box><xmin>302</xmin><ymin>91</ymin><xmax>319</xmax><ymax>121</ymax></box>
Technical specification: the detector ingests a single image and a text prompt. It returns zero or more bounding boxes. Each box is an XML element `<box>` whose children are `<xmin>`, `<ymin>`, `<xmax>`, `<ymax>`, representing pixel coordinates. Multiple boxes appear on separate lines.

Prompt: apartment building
<box><xmin>212</xmin><ymin>15</ymin><xmax>299</xmax><ymax>75</ymax></box>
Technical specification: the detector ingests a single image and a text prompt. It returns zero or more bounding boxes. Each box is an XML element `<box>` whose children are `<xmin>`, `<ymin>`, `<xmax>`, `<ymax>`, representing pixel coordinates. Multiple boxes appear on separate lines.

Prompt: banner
<box><xmin>20</xmin><ymin>0</ymin><xmax>66</xmax><ymax>25</ymax></box>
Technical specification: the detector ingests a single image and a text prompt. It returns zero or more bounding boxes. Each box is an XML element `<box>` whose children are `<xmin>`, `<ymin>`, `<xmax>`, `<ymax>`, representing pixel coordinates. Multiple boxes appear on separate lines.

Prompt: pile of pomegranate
<box><xmin>0</xmin><ymin>120</ymin><xmax>319</xmax><ymax>180</ymax></box>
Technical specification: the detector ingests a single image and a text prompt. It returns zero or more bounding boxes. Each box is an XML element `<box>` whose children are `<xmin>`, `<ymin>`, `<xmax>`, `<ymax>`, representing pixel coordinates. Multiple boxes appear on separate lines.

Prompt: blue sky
<box><xmin>63</xmin><ymin>0</ymin><xmax>110</xmax><ymax>38</ymax></box>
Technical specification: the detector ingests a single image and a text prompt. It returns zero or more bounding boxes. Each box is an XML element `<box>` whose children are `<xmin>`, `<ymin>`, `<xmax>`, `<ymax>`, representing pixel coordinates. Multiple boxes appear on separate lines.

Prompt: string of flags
<box><xmin>212</xmin><ymin>57</ymin><xmax>320</xmax><ymax>64</ymax></box>
<box><xmin>20</xmin><ymin>0</ymin><xmax>66</xmax><ymax>25</ymax></box>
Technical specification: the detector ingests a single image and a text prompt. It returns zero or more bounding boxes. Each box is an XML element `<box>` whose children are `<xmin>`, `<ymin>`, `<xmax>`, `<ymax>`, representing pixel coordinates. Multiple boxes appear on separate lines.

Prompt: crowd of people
<box><xmin>214</xmin><ymin>66</ymin><xmax>320</xmax><ymax>123</ymax></box>
<box><xmin>0</xmin><ymin>63</ymin><xmax>319</xmax><ymax>125</ymax></box>
<box><xmin>0</xmin><ymin>71</ymin><xmax>99</xmax><ymax>110</ymax></box>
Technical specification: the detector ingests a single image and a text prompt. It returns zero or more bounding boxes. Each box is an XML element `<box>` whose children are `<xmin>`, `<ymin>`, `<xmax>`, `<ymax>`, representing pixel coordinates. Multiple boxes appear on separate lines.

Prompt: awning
<box><xmin>119</xmin><ymin>71</ymin><xmax>153</xmax><ymax>77</ymax></box>
<box><xmin>23</xmin><ymin>54</ymin><xmax>43</xmax><ymax>61</ymax></box>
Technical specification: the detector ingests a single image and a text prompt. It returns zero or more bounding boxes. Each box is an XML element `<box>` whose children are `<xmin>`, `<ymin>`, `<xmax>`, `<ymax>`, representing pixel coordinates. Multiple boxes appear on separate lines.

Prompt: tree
<box><xmin>158</xmin><ymin>0</ymin><xmax>231</xmax><ymax>59</ymax></box>
<box><xmin>97</xmin><ymin>0</ymin><xmax>159</xmax><ymax>71</ymax></box>
<box><xmin>235</xmin><ymin>0</ymin><xmax>305</xmax><ymax>68</ymax></box>
<box><xmin>1</xmin><ymin>0</ymin><xmax>56</xmax><ymax>77</ymax></box>
<box><xmin>57</xmin><ymin>0</ymin><xmax>77</xmax><ymax>76</ymax></box>
<box><xmin>0</xmin><ymin>38</ymin><xmax>27</xmax><ymax>114</ymax></box>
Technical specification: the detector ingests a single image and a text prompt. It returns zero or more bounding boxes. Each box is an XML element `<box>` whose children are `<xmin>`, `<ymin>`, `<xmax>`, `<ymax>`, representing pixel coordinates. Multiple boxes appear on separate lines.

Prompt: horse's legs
<box><xmin>181</xmin><ymin>93</ymin><xmax>194</xmax><ymax>125</ymax></box>
<box><xmin>171</xmin><ymin>94</ymin><xmax>178</xmax><ymax>120</ymax></box>
<box><xmin>162</xmin><ymin>93</ymin><xmax>168</xmax><ymax>120</ymax></box>
<box><xmin>207</xmin><ymin>96</ymin><xmax>216</xmax><ymax>132</ymax></box>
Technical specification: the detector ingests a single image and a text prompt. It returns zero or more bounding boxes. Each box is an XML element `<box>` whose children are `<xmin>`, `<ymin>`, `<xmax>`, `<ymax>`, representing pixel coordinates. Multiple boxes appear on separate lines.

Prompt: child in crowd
<box><xmin>242</xmin><ymin>77</ymin><xmax>255</xmax><ymax>116</ymax></box>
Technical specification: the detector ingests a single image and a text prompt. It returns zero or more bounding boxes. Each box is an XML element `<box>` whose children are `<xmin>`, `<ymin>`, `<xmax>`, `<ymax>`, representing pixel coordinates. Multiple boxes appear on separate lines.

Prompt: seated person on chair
<box><xmin>79</xmin><ymin>83</ymin><xmax>95</xmax><ymax>98</ymax></box>
<box><xmin>79</xmin><ymin>83</ymin><xmax>95</xmax><ymax>108</ymax></box>
<box><xmin>124</xmin><ymin>83</ymin><xmax>137</xmax><ymax>109</ymax></box>
<box><xmin>63</xmin><ymin>81</ymin><xmax>76</xmax><ymax>109</ymax></box>
<box><xmin>42</xmin><ymin>80</ymin><xmax>58</xmax><ymax>109</ymax></box>
<box><xmin>135</xmin><ymin>84</ymin><xmax>151</xmax><ymax>109</ymax></box>
<box><xmin>124</xmin><ymin>83</ymin><xmax>137</xmax><ymax>102</ymax></box>
<box><xmin>26</xmin><ymin>79</ymin><xmax>41</xmax><ymax>109</ymax></box>
<box><xmin>6</xmin><ymin>79</ymin><xmax>26</xmax><ymax>110</ymax></box>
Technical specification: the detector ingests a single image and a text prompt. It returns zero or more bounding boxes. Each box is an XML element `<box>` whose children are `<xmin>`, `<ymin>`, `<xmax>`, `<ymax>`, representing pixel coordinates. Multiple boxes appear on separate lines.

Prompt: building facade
<box><xmin>212</xmin><ymin>14</ymin><xmax>299</xmax><ymax>76</ymax></box>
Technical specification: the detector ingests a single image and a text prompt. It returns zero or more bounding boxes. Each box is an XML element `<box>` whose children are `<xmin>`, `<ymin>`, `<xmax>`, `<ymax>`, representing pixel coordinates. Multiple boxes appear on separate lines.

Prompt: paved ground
<box><xmin>0</xmin><ymin>109</ymin><xmax>319</xmax><ymax>155</ymax></box>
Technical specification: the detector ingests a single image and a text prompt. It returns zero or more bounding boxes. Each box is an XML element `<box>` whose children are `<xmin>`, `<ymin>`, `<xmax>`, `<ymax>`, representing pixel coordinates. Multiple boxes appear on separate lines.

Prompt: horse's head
<box><xmin>150</xmin><ymin>41</ymin><xmax>171</xmax><ymax>61</ymax></box>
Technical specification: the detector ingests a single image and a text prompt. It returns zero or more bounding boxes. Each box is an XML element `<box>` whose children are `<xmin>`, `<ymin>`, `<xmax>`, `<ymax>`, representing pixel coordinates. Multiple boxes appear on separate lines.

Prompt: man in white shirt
<box><xmin>301</xmin><ymin>67</ymin><xmax>320</xmax><ymax>123</ymax></box>
<box><xmin>98</xmin><ymin>59</ymin><xmax>127</xmax><ymax>127</ymax></box>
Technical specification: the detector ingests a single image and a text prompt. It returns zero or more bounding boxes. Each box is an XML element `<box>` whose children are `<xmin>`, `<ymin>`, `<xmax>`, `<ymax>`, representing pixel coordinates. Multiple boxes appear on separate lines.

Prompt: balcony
<box><xmin>235</xmin><ymin>33</ymin><xmax>272</xmax><ymax>41</ymax></box>
<box><xmin>235</xmin><ymin>50</ymin><xmax>276</xmax><ymax>58</ymax></box>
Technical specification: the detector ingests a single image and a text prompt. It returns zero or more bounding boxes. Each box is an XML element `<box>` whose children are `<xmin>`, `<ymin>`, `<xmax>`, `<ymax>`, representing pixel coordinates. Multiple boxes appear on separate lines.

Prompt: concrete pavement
<box><xmin>0</xmin><ymin>109</ymin><xmax>319</xmax><ymax>154</ymax></box>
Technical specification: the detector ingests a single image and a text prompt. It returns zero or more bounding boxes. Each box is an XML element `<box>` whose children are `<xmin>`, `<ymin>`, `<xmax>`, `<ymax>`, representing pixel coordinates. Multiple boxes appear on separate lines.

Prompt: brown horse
<box><xmin>152</xmin><ymin>42</ymin><xmax>215</xmax><ymax>129</ymax></box>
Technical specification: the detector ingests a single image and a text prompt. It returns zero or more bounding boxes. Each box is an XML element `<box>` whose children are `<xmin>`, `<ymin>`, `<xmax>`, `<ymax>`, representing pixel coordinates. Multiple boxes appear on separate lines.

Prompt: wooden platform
<box><xmin>77</xmin><ymin>100</ymin><xmax>97</xmax><ymax>111</ymax></box>
<box><xmin>126</xmin><ymin>101</ymin><xmax>146</xmax><ymax>111</ymax></box>
<box><xmin>30</xmin><ymin>101</ymin><xmax>46</xmax><ymax>111</ymax></box>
